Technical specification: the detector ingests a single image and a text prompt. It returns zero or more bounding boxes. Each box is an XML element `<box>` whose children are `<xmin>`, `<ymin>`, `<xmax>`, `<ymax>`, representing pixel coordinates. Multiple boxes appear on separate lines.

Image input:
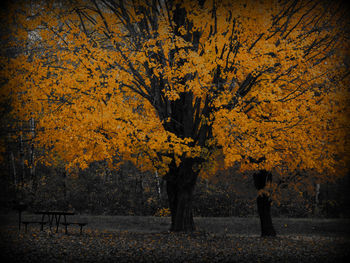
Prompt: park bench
<box><xmin>34</xmin><ymin>210</ymin><xmax>88</xmax><ymax>234</ymax></box>
<box><xmin>14</xmin><ymin>206</ymin><xmax>88</xmax><ymax>234</ymax></box>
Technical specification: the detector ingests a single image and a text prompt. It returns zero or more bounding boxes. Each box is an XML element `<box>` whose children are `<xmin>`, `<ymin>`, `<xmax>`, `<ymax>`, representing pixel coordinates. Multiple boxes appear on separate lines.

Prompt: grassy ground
<box><xmin>1</xmin><ymin>213</ymin><xmax>349</xmax><ymax>262</ymax></box>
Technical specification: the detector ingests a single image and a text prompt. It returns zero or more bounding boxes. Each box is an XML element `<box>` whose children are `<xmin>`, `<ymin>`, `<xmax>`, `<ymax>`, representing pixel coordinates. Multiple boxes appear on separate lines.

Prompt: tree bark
<box><xmin>29</xmin><ymin>118</ymin><xmax>36</xmax><ymax>192</ymax></box>
<box><xmin>253</xmin><ymin>170</ymin><xmax>276</xmax><ymax>237</ymax></box>
<box><xmin>19</xmin><ymin>131</ymin><xmax>25</xmax><ymax>188</ymax></box>
<box><xmin>314</xmin><ymin>183</ymin><xmax>320</xmax><ymax>216</ymax></box>
<box><xmin>155</xmin><ymin>170</ymin><xmax>162</xmax><ymax>201</ymax></box>
<box><xmin>10</xmin><ymin>151</ymin><xmax>17</xmax><ymax>188</ymax></box>
<box><xmin>166</xmin><ymin>158</ymin><xmax>197</xmax><ymax>232</ymax></box>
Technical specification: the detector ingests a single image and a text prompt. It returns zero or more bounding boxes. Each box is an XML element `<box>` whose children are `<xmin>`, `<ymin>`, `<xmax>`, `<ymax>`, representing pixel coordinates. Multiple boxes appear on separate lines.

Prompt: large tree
<box><xmin>1</xmin><ymin>0</ymin><xmax>349</xmax><ymax>232</ymax></box>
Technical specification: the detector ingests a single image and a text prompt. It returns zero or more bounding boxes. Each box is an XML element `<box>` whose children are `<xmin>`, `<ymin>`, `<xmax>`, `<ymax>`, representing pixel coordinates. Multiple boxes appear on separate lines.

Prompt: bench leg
<box><xmin>24</xmin><ymin>223</ymin><xmax>28</xmax><ymax>233</ymax></box>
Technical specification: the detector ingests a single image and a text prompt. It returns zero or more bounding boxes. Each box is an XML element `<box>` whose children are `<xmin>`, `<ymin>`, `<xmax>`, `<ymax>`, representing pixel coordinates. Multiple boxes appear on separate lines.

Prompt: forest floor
<box><xmin>0</xmin><ymin>214</ymin><xmax>349</xmax><ymax>262</ymax></box>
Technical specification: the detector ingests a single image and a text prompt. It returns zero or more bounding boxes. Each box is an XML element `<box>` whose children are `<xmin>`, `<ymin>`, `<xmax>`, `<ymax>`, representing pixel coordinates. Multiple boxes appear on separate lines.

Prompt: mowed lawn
<box><xmin>1</xmin><ymin>214</ymin><xmax>349</xmax><ymax>262</ymax></box>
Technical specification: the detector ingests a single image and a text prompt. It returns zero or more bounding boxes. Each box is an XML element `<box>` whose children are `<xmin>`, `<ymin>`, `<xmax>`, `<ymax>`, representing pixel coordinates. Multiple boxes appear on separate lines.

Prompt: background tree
<box><xmin>212</xmin><ymin>0</ymin><xmax>350</xmax><ymax>235</ymax></box>
<box><xmin>1</xmin><ymin>0</ymin><xmax>349</xmax><ymax>232</ymax></box>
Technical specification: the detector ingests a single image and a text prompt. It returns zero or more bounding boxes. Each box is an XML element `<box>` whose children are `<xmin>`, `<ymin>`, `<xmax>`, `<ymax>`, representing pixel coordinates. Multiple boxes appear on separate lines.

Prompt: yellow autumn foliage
<box><xmin>0</xmin><ymin>0</ymin><xmax>349</xmax><ymax>198</ymax></box>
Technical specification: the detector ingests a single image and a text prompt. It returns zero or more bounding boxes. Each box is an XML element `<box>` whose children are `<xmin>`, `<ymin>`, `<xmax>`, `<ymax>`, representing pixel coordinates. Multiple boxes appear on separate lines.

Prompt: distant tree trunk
<box><xmin>29</xmin><ymin>118</ymin><xmax>36</xmax><ymax>192</ymax></box>
<box><xmin>253</xmin><ymin>170</ymin><xmax>276</xmax><ymax>237</ymax></box>
<box><xmin>166</xmin><ymin>158</ymin><xmax>198</xmax><ymax>232</ymax></box>
<box><xmin>155</xmin><ymin>170</ymin><xmax>162</xmax><ymax>201</ymax></box>
<box><xmin>138</xmin><ymin>172</ymin><xmax>144</xmax><ymax>215</ymax></box>
<box><xmin>10</xmin><ymin>151</ymin><xmax>17</xmax><ymax>187</ymax></box>
<box><xmin>63</xmin><ymin>170</ymin><xmax>67</xmax><ymax>206</ymax></box>
<box><xmin>19</xmin><ymin>131</ymin><xmax>25</xmax><ymax>188</ymax></box>
<box><xmin>314</xmin><ymin>183</ymin><xmax>321</xmax><ymax>215</ymax></box>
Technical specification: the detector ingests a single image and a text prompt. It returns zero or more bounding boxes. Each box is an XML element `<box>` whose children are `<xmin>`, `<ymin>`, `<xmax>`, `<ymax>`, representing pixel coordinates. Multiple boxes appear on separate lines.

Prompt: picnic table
<box><xmin>34</xmin><ymin>210</ymin><xmax>75</xmax><ymax>233</ymax></box>
<box><xmin>20</xmin><ymin>210</ymin><xmax>88</xmax><ymax>234</ymax></box>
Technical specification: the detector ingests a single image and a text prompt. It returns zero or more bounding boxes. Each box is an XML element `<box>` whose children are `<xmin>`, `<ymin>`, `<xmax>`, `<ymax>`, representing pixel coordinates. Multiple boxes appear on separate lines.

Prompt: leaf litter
<box><xmin>1</xmin><ymin>225</ymin><xmax>349</xmax><ymax>263</ymax></box>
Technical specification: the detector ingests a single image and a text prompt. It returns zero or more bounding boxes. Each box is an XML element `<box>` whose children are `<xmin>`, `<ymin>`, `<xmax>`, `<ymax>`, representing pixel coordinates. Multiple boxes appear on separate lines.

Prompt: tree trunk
<box><xmin>314</xmin><ymin>183</ymin><xmax>320</xmax><ymax>215</ymax></box>
<box><xmin>256</xmin><ymin>194</ymin><xmax>276</xmax><ymax>237</ymax></box>
<box><xmin>167</xmin><ymin>181</ymin><xmax>195</xmax><ymax>231</ymax></box>
<box><xmin>155</xmin><ymin>170</ymin><xmax>162</xmax><ymax>201</ymax></box>
<box><xmin>253</xmin><ymin>170</ymin><xmax>276</xmax><ymax>237</ymax></box>
<box><xmin>19</xmin><ymin>132</ymin><xmax>25</xmax><ymax>188</ymax></box>
<box><xmin>29</xmin><ymin>118</ymin><xmax>36</xmax><ymax>192</ymax></box>
<box><xmin>10</xmin><ymin>151</ymin><xmax>17</xmax><ymax>188</ymax></box>
<box><xmin>166</xmin><ymin>158</ymin><xmax>197</xmax><ymax>232</ymax></box>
